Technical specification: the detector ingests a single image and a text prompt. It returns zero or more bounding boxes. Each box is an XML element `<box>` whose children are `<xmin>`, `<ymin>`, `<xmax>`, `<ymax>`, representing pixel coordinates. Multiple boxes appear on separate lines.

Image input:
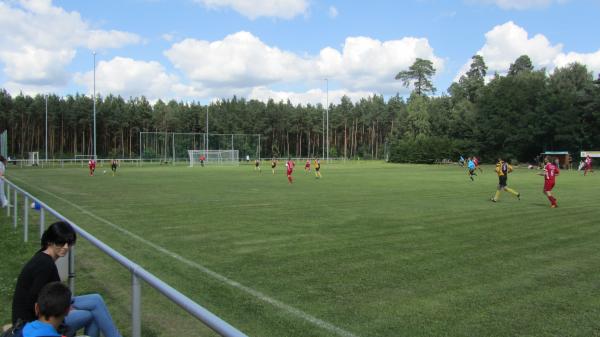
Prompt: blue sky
<box><xmin>0</xmin><ymin>0</ymin><xmax>599</xmax><ymax>105</ymax></box>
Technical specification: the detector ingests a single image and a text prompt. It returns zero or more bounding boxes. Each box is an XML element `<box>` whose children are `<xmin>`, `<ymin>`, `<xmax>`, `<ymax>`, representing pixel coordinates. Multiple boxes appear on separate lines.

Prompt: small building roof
<box><xmin>541</xmin><ymin>151</ymin><xmax>570</xmax><ymax>155</ymax></box>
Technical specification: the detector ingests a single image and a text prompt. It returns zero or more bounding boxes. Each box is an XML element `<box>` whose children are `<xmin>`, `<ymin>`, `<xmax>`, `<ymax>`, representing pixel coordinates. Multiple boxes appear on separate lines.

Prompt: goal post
<box><xmin>188</xmin><ymin>150</ymin><xmax>239</xmax><ymax>167</ymax></box>
<box><xmin>27</xmin><ymin>152</ymin><xmax>39</xmax><ymax>166</ymax></box>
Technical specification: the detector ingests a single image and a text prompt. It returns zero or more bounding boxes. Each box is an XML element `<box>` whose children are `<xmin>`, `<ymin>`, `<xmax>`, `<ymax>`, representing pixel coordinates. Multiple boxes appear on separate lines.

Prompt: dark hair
<box><xmin>0</xmin><ymin>155</ymin><xmax>6</xmax><ymax>165</ymax></box>
<box><xmin>41</xmin><ymin>221</ymin><xmax>76</xmax><ymax>249</ymax></box>
<box><xmin>37</xmin><ymin>282</ymin><xmax>71</xmax><ymax>319</ymax></box>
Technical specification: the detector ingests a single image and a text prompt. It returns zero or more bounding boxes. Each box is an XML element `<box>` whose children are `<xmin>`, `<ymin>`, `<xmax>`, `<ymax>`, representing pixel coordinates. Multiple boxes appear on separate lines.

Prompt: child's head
<box><xmin>35</xmin><ymin>282</ymin><xmax>71</xmax><ymax>321</ymax></box>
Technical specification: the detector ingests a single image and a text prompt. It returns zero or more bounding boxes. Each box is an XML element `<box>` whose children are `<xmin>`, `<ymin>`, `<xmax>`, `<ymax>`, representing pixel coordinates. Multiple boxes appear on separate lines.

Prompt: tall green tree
<box><xmin>545</xmin><ymin>63</ymin><xmax>596</xmax><ymax>152</ymax></box>
<box><xmin>395</xmin><ymin>58</ymin><xmax>436</xmax><ymax>96</ymax></box>
<box><xmin>404</xmin><ymin>94</ymin><xmax>431</xmax><ymax>138</ymax></box>
<box><xmin>451</xmin><ymin>55</ymin><xmax>488</xmax><ymax>103</ymax></box>
<box><xmin>508</xmin><ymin>55</ymin><xmax>534</xmax><ymax>76</ymax></box>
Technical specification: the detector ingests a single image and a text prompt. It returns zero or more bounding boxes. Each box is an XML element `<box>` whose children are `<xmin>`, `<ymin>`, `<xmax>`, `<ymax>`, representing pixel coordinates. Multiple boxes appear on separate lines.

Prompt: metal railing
<box><xmin>2</xmin><ymin>178</ymin><xmax>248</xmax><ymax>337</ymax></box>
<box><xmin>6</xmin><ymin>158</ymin><xmax>143</xmax><ymax>168</ymax></box>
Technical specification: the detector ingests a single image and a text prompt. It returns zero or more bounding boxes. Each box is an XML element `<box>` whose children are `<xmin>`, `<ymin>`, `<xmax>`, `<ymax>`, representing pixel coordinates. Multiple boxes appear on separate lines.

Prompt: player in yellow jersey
<box><xmin>314</xmin><ymin>158</ymin><xmax>322</xmax><ymax>179</ymax></box>
<box><xmin>255</xmin><ymin>159</ymin><xmax>261</xmax><ymax>173</ymax></box>
<box><xmin>271</xmin><ymin>158</ymin><xmax>277</xmax><ymax>175</ymax></box>
<box><xmin>491</xmin><ymin>158</ymin><xmax>520</xmax><ymax>202</ymax></box>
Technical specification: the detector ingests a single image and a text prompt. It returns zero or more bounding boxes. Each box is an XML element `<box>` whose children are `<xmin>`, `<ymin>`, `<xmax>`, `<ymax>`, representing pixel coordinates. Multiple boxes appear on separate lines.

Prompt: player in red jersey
<box><xmin>539</xmin><ymin>156</ymin><xmax>559</xmax><ymax>208</ymax></box>
<box><xmin>286</xmin><ymin>158</ymin><xmax>295</xmax><ymax>184</ymax></box>
<box><xmin>473</xmin><ymin>156</ymin><xmax>483</xmax><ymax>173</ymax></box>
<box><xmin>584</xmin><ymin>155</ymin><xmax>593</xmax><ymax>176</ymax></box>
<box><xmin>304</xmin><ymin>159</ymin><xmax>311</xmax><ymax>174</ymax></box>
<box><xmin>88</xmin><ymin>159</ymin><xmax>96</xmax><ymax>176</ymax></box>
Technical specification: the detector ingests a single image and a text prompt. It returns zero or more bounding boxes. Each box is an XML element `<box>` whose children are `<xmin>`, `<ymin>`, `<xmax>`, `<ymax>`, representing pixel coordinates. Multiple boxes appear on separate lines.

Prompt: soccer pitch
<box><xmin>5</xmin><ymin>162</ymin><xmax>600</xmax><ymax>337</ymax></box>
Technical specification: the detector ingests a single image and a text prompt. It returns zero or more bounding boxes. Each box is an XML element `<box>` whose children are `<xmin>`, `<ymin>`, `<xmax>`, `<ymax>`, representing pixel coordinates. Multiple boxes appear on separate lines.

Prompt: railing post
<box><xmin>68</xmin><ymin>246</ymin><xmax>75</xmax><ymax>294</ymax></box>
<box><xmin>132</xmin><ymin>273</ymin><xmax>142</xmax><ymax>337</ymax></box>
<box><xmin>39</xmin><ymin>207</ymin><xmax>45</xmax><ymax>239</ymax></box>
<box><xmin>4</xmin><ymin>184</ymin><xmax>9</xmax><ymax>217</ymax></box>
<box><xmin>13</xmin><ymin>189</ymin><xmax>17</xmax><ymax>228</ymax></box>
<box><xmin>24</xmin><ymin>195</ymin><xmax>29</xmax><ymax>242</ymax></box>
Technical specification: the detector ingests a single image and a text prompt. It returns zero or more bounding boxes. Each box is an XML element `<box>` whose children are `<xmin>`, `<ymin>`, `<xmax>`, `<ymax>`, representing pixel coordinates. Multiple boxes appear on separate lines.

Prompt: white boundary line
<box><xmin>11</xmin><ymin>176</ymin><xmax>359</xmax><ymax>337</ymax></box>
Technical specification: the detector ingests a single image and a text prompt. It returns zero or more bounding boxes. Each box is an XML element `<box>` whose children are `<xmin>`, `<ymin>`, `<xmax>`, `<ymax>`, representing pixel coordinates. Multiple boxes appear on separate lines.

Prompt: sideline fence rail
<box><xmin>2</xmin><ymin>178</ymin><xmax>248</xmax><ymax>337</ymax></box>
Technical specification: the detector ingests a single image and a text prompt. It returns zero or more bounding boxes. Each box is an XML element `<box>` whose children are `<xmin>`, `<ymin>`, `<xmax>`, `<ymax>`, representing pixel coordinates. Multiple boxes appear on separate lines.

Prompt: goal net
<box><xmin>141</xmin><ymin>132</ymin><xmax>260</xmax><ymax>163</ymax></box>
<box><xmin>188</xmin><ymin>150</ymin><xmax>239</xmax><ymax>167</ymax></box>
<box><xmin>27</xmin><ymin>152</ymin><xmax>39</xmax><ymax>166</ymax></box>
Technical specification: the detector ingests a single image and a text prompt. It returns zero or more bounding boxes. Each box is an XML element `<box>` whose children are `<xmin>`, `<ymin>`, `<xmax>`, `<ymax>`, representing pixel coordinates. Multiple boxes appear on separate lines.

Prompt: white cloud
<box><xmin>248</xmin><ymin>87</ymin><xmax>375</xmax><ymax>106</ymax></box>
<box><xmin>0</xmin><ymin>0</ymin><xmax>141</xmax><ymax>89</ymax></box>
<box><xmin>328</xmin><ymin>6</ymin><xmax>338</xmax><ymax>18</ymax></box>
<box><xmin>470</xmin><ymin>0</ymin><xmax>568</xmax><ymax>10</ymax></box>
<box><xmin>0</xmin><ymin>46</ymin><xmax>74</xmax><ymax>85</ymax></box>
<box><xmin>194</xmin><ymin>0</ymin><xmax>308</xmax><ymax>19</ymax></box>
<box><xmin>480</xmin><ymin>21</ymin><xmax>562</xmax><ymax>72</ymax></box>
<box><xmin>455</xmin><ymin>21</ymin><xmax>600</xmax><ymax>81</ymax></box>
<box><xmin>455</xmin><ymin>21</ymin><xmax>560</xmax><ymax>79</ymax></box>
<box><xmin>554</xmin><ymin>50</ymin><xmax>600</xmax><ymax>73</ymax></box>
<box><xmin>73</xmin><ymin>57</ymin><xmax>188</xmax><ymax>100</ymax></box>
<box><xmin>165</xmin><ymin>31</ymin><xmax>444</xmax><ymax>97</ymax></box>
<box><xmin>320</xmin><ymin>36</ymin><xmax>444</xmax><ymax>93</ymax></box>
<box><xmin>165</xmin><ymin>32</ymin><xmax>312</xmax><ymax>88</ymax></box>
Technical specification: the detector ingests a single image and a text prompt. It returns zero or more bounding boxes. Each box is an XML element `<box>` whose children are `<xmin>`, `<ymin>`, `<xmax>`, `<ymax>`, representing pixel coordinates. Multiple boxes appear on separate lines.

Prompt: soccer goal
<box><xmin>27</xmin><ymin>152</ymin><xmax>40</xmax><ymax>166</ymax></box>
<box><xmin>188</xmin><ymin>150</ymin><xmax>239</xmax><ymax>167</ymax></box>
<box><xmin>141</xmin><ymin>132</ymin><xmax>260</xmax><ymax>164</ymax></box>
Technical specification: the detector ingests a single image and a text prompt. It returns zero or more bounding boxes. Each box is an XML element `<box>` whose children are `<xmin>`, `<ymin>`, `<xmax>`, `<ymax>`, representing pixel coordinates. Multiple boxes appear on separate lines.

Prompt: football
<box><xmin>103</xmin><ymin>170</ymin><xmax>107</xmax><ymax>174</ymax></box>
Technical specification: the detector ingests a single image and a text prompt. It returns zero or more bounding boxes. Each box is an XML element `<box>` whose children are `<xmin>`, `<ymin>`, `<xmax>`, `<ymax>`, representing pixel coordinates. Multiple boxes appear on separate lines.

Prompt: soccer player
<box><xmin>467</xmin><ymin>157</ymin><xmax>477</xmax><ymax>181</ymax></box>
<box><xmin>491</xmin><ymin>158</ymin><xmax>520</xmax><ymax>202</ymax></box>
<box><xmin>199</xmin><ymin>155</ymin><xmax>206</xmax><ymax>167</ymax></box>
<box><xmin>110</xmin><ymin>159</ymin><xmax>118</xmax><ymax>176</ymax></box>
<box><xmin>286</xmin><ymin>158</ymin><xmax>295</xmax><ymax>184</ymax></box>
<box><xmin>271</xmin><ymin>158</ymin><xmax>277</xmax><ymax>175</ymax></box>
<box><xmin>0</xmin><ymin>155</ymin><xmax>9</xmax><ymax>208</ymax></box>
<box><xmin>314</xmin><ymin>158</ymin><xmax>322</xmax><ymax>179</ymax></box>
<box><xmin>584</xmin><ymin>155</ymin><xmax>593</xmax><ymax>176</ymax></box>
<box><xmin>88</xmin><ymin>159</ymin><xmax>96</xmax><ymax>176</ymax></box>
<box><xmin>473</xmin><ymin>156</ymin><xmax>483</xmax><ymax>173</ymax></box>
<box><xmin>539</xmin><ymin>156</ymin><xmax>559</xmax><ymax>208</ymax></box>
<box><xmin>255</xmin><ymin>159</ymin><xmax>261</xmax><ymax>173</ymax></box>
<box><xmin>304</xmin><ymin>159</ymin><xmax>311</xmax><ymax>174</ymax></box>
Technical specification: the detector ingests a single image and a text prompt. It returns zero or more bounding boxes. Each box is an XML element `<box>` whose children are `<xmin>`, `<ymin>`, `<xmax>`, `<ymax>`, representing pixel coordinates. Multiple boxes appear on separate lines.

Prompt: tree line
<box><xmin>0</xmin><ymin>54</ymin><xmax>599</xmax><ymax>163</ymax></box>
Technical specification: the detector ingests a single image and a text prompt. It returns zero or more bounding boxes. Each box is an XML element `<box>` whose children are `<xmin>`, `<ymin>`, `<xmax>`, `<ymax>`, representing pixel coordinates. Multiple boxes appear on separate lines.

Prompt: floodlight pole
<box><xmin>45</xmin><ymin>94</ymin><xmax>48</xmax><ymax>161</ymax></box>
<box><xmin>205</xmin><ymin>105</ymin><xmax>209</xmax><ymax>153</ymax></box>
<box><xmin>322</xmin><ymin>84</ymin><xmax>325</xmax><ymax>160</ymax></box>
<box><xmin>326</xmin><ymin>78</ymin><xmax>329</xmax><ymax>163</ymax></box>
<box><xmin>93</xmin><ymin>51</ymin><xmax>97</xmax><ymax>160</ymax></box>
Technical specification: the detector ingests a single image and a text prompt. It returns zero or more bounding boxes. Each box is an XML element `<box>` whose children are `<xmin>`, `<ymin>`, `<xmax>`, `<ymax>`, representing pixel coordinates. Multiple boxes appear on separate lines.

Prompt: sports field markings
<box><xmin>12</xmin><ymin>176</ymin><xmax>359</xmax><ymax>337</ymax></box>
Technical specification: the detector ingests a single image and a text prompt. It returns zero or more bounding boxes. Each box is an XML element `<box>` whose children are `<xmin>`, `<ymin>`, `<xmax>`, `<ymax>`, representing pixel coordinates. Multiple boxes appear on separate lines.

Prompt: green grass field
<box><xmin>2</xmin><ymin>161</ymin><xmax>600</xmax><ymax>337</ymax></box>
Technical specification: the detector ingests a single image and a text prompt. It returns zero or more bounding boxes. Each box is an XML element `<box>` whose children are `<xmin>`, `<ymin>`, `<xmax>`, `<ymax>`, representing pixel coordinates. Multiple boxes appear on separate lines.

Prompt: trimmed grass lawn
<box><xmin>1</xmin><ymin>161</ymin><xmax>599</xmax><ymax>337</ymax></box>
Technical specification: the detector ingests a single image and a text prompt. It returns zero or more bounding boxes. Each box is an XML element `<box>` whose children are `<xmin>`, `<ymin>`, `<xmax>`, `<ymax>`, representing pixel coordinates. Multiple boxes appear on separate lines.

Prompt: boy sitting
<box><xmin>22</xmin><ymin>282</ymin><xmax>71</xmax><ymax>337</ymax></box>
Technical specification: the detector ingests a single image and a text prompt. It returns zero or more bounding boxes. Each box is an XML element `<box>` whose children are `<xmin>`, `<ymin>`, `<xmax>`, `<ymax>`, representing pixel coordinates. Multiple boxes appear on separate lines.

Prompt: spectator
<box><xmin>11</xmin><ymin>221</ymin><xmax>122</xmax><ymax>337</ymax></box>
<box><xmin>0</xmin><ymin>155</ymin><xmax>9</xmax><ymax>208</ymax></box>
<box><xmin>21</xmin><ymin>282</ymin><xmax>72</xmax><ymax>337</ymax></box>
